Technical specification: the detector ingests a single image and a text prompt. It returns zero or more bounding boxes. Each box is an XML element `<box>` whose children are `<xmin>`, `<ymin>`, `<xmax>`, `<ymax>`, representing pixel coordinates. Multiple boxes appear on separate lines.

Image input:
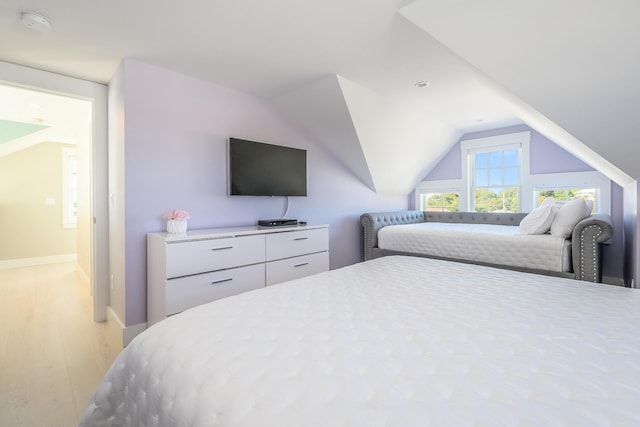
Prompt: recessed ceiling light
<box><xmin>414</xmin><ymin>81</ymin><xmax>431</xmax><ymax>88</ymax></box>
<box><xmin>20</xmin><ymin>11</ymin><xmax>52</xmax><ymax>32</ymax></box>
<box><xmin>29</xmin><ymin>103</ymin><xmax>42</xmax><ymax>109</ymax></box>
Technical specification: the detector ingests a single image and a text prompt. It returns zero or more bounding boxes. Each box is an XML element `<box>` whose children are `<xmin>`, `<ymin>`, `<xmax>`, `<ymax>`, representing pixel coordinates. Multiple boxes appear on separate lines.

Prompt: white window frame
<box><xmin>530</xmin><ymin>171</ymin><xmax>611</xmax><ymax>215</ymax></box>
<box><xmin>62</xmin><ymin>147</ymin><xmax>77</xmax><ymax>229</ymax></box>
<box><xmin>461</xmin><ymin>131</ymin><xmax>532</xmax><ymax>212</ymax></box>
<box><xmin>414</xmin><ymin>179</ymin><xmax>462</xmax><ymax>211</ymax></box>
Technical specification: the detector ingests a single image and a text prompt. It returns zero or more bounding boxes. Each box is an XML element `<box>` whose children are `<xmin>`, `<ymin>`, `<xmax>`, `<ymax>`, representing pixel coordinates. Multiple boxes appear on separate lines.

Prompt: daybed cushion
<box><xmin>518</xmin><ymin>203</ymin><xmax>557</xmax><ymax>235</ymax></box>
<box><xmin>377</xmin><ymin>222</ymin><xmax>571</xmax><ymax>272</ymax></box>
<box><xmin>550</xmin><ymin>198</ymin><xmax>592</xmax><ymax>238</ymax></box>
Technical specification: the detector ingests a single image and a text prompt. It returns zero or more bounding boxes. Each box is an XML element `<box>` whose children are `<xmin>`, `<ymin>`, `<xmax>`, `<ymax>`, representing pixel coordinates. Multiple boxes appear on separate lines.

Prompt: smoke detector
<box><xmin>21</xmin><ymin>11</ymin><xmax>52</xmax><ymax>32</ymax></box>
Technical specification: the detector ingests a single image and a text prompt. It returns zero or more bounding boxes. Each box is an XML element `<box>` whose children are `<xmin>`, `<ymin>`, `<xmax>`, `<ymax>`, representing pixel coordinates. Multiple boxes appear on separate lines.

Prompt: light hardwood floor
<box><xmin>0</xmin><ymin>263</ymin><xmax>122</xmax><ymax>426</ymax></box>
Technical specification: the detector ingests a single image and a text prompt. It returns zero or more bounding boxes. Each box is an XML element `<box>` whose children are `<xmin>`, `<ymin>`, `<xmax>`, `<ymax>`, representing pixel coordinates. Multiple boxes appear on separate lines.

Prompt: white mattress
<box><xmin>378</xmin><ymin>222</ymin><xmax>571</xmax><ymax>272</ymax></box>
<box><xmin>81</xmin><ymin>256</ymin><xmax>640</xmax><ymax>426</ymax></box>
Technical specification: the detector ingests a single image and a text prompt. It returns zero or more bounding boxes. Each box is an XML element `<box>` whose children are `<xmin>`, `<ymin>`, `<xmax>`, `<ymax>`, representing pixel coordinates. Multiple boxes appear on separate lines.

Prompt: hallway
<box><xmin>0</xmin><ymin>263</ymin><xmax>121</xmax><ymax>426</ymax></box>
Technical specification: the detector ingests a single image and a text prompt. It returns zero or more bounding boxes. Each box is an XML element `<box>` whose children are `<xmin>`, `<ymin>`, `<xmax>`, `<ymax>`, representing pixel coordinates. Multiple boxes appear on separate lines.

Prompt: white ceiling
<box><xmin>0</xmin><ymin>83</ymin><xmax>91</xmax><ymax>157</ymax></box>
<box><xmin>0</xmin><ymin>0</ymin><xmax>636</xmax><ymax>192</ymax></box>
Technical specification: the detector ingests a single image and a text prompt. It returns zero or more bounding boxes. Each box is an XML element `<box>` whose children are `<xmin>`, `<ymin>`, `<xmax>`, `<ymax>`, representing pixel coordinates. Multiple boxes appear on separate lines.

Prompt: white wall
<box><xmin>108</xmin><ymin>62</ymin><xmax>127</xmax><ymax>325</ymax></box>
<box><xmin>0</xmin><ymin>143</ymin><xmax>76</xmax><ymax>261</ymax></box>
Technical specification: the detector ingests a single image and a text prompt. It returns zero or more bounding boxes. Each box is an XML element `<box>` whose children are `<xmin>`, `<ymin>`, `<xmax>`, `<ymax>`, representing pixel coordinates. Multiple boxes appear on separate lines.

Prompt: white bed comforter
<box><xmin>81</xmin><ymin>256</ymin><xmax>640</xmax><ymax>427</ymax></box>
<box><xmin>378</xmin><ymin>222</ymin><xmax>571</xmax><ymax>272</ymax></box>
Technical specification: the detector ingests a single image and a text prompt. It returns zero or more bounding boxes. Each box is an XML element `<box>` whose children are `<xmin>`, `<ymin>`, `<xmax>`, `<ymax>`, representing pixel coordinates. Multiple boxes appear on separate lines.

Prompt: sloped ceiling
<box><xmin>0</xmin><ymin>0</ymin><xmax>636</xmax><ymax>192</ymax></box>
<box><xmin>400</xmin><ymin>0</ymin><xmax>639</xmax><ymax>185</ymax></box>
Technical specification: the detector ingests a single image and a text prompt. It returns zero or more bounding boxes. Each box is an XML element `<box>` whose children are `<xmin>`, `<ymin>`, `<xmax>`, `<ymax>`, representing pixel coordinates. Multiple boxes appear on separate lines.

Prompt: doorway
<box><xmin>0</xmin><ymin>60</ymin><xmax>109</xmax><ymax>322</ymax></box>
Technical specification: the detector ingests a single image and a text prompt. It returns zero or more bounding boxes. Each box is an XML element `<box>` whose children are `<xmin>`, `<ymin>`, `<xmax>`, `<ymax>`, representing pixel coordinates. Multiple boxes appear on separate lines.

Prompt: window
<box><xmin>530</xmin><ymin>171</ymin><xmax>610</xmax><ymax>215</ymax></box>
<box><xmin>415</xmin><ymin>133</ymin><xmax>611</xmax><ymax>216</ymax></box>
<box><xmin>420</xmin><ymin>192</ymin><xmax>460</xmax><ymax>212</ymax></box>
<box><xmin>535</xmin><ymin>188</ymin><xmax>597</xmax><ymax>212</ymax></box>
<box><xmin>414</xmin><ymin>180</ymin><xmax>460</xmax><ymax>212</ymax></box>
<box><xmin>471</xmin><ymin>148</ymin><xmax>521</xmax><ymax>212</ymax></box>
<box><xmin>461</xmin><ymin>131</ymin><xmax>531</xmax><ymax>212</ymax></box>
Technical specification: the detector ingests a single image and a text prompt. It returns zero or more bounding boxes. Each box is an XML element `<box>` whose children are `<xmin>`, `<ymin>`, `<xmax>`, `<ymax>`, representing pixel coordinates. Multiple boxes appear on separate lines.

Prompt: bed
<box><xmin>361</xmin><ymin>210</ymin><xmax>613</xmax><ymax>282</ymax></box>
<box><xmin>81</xmin><ymin>256</ymin><xmax>640</xmax><ymax>426</ymax></box>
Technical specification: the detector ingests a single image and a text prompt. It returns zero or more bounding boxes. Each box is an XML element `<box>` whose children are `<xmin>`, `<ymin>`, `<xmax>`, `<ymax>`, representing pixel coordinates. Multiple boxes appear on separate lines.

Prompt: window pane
<box><xmin>576</xmin><ymin>189</ymin><xmax>596</xmax><ymax>201</ymax></box>
<box><xmin>504</xmin><ymin>167</ymin><xmax>519</xmax><ymax>185</ymax></box>
<box><xmin>475</xmin><ymin>169</ymin><xmax>488</xmax><ymax>186</ymax></box>
<box><xmin>475</xmin><ymin>153</ymin><xmax>488</xmax><ymax>168</ymax></box>
<box><xmin>537</xmin><ymin>190</ymin><xmax>556</xmax><ymax>206</ymax></box>
<box><xmin>474</xmin><ymin>188</ymin><xmax>498</xmax><ymax>212</ymax></box>
<box><xmin>489</xmin><ymin>168</ymin><xmax>502</xmax><ymax>186</ymax></box>
<box><xmin>503</xmin><ymin>149</ymin><xmax>519</xmax><ymax>166</ymax></box>
<box><xmin>474</xmin><ymin>186</ymin><xmax>519</xmax><ymax>213</ymax></box>
<box><xmin>423</xmin><ymin>193</ymin><xmax>442</xmax><ymax>210</ymax></box>
<box><xmin>443</xmin><ymin>192</ymin><xmax>460</xmax><ymax>212</ymax></box>
<box><xmin>489</xmin><ymin>151</ymin><xmax>502</xmax><ymax>166</ymax></box>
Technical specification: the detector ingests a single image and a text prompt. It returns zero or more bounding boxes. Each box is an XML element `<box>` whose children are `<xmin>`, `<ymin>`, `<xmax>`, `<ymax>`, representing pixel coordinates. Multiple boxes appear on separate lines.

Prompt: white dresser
<box><xmin>147</xmin><ymin>224</ymin><xmax>329</xmax><ymax>325</ymax></box>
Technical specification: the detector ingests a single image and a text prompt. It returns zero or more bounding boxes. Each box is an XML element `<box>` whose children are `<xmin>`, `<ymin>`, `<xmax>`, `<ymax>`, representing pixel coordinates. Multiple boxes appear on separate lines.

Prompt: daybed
<box><xmin>361</xmin><ymin>208</ymin><xmax>613</xmax><ymax>283</ymax></box>
<box><xmin>81</xmin><ymin>256</ymin><xmax>640</xmax><ymax>426</ymax></box>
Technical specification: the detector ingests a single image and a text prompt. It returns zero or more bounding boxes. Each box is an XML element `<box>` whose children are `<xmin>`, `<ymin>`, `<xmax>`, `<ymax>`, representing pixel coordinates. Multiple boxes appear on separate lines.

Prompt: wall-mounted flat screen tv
<box><xmin>228</xmin><ymin>137</ymin><xmax>307</xmax><ymax>196</ymax></box>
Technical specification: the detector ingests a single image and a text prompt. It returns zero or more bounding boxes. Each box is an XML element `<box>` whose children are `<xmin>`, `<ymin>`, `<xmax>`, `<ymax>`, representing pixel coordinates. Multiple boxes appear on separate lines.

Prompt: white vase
<box><xmin>167</xmin><ymin>219</ymin><xmax>188</xmax><ymax>234</ymax></box>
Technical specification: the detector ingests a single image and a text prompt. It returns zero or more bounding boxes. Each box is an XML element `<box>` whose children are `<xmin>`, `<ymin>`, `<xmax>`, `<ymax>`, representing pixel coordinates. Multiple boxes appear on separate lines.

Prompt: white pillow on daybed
<box><xmin>519</xmin><ymin>201</ymin><xmax>558</xmax><ymax>235</ymax></box>
<box><xmin>550</xmin><ymin>198</ymin><xmax>592</xmax><ymax>238</ymax></box>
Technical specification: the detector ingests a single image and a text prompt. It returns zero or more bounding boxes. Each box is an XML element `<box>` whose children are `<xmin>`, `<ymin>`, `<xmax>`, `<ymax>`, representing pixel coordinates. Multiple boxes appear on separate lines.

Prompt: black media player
<box><xmin>258</xmin><ymin>219</ymin><xmax>298</xmax><ymax>227</ymax></box>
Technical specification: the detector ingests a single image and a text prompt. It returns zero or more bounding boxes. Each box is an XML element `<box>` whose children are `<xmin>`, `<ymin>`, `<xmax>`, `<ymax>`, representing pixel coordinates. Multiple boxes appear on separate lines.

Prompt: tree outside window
<box><xmin>421</xmin><ymin>192</ymin><xmax>460</xmax><ymax>212</ymax></box>
<box><xmin>536</xmin><ymin>188</ymin><xmax>597</xmax><ymax>213</ymax></box>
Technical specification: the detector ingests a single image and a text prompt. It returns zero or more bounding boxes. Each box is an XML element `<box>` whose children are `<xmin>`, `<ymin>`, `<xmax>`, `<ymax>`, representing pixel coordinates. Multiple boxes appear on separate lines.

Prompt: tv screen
<box><xmin>228</xmin><ymin>138</ymin><xmax>307</xmax><ymax>196</ymax></box>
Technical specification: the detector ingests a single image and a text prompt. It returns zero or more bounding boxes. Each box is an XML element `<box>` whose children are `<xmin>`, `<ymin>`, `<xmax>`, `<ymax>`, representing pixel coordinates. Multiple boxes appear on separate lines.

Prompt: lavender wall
<box><xmin>425</xmin><ymin>124</ymin><xmax>595</xmax><ymax>181</ymax></box>
<box><xmin>120</xmin><ymin>59</ymin><xmax>407</xmax><ymax>325</ymax></box>
<box><xmin>418</xmin><ymin>124</ymin><xmax>625</xmax><ymax>282</ymax></box>
<box><xmin>623</xmin><ymin>181</ymin><xmax>638</xmax><ymax>286</ymax></box>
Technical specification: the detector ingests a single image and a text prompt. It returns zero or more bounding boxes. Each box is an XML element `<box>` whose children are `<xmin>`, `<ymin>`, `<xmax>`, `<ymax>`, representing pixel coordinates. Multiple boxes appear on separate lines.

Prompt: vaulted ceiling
<box><xmin>0</xmin><ymin>0</ymin><xmax>637</xmax><ymax>192</ymax></box>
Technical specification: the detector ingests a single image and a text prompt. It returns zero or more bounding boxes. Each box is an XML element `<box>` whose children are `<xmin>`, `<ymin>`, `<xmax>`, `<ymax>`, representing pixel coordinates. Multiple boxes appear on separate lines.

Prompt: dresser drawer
<box><xmin>166</xmin><ymin>264</ymin><xmax>265</xmax><ymax>315</ymax></box>
<box><xmin>265</xmin><ymin>228</ymin><xmax>329</xmax><ymax>261</ymax></box>
<box><xmin>266</xmin><ymin>251</ymin><xmax>329</xmax><ymax>286</ymax></box>
<box><xmin>166</xmin><ymin>234</ymin><xmax>265</xmax><ymax>278</ymax></box>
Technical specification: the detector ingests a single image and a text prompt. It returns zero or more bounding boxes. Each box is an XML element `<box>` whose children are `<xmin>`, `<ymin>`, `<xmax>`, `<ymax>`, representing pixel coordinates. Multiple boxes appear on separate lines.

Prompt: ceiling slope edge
<box><xmin>399</xmin><ymin>0</ymin><xmax>634</xmax><ymax>187</ymax></box>
<box><xmin>458</xmin><ymin>69</ymin><xmax>634</xmax><ymax>186</ymax></box>
<box><xmin>508</xmin><ymin>90</ymin><xmax>633</xmax><ymax>187</ymax></box>
<box><xmin>0</xmin><ymin>127</ymin><xmax>76</xmax><ymax>158</ymax></box>
<box><xmin>272</xmin><ymin>74</ymin><xmax>376</xmax><ymax>192</ymax></box>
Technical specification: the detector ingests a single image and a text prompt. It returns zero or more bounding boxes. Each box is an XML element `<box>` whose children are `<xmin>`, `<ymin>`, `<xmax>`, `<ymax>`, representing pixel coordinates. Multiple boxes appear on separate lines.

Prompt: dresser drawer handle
<box><xmin>211</xmin><ymin>278</ymin><xmax>233</xmax><ymax>285</ymax></box>
<box><xmin>294</xmin><ymin>262</ymin><xmax>309</xmax><ymax>268</ymax></box>
<box><xmin>210</xmin><ymin>246</ymin><xmax>233</xmax><ymax>251</ymax></box>
<box><xmin>294</xmin><ymin>237</ymin><xmax>309</xmax><ymax>241</ymax></box>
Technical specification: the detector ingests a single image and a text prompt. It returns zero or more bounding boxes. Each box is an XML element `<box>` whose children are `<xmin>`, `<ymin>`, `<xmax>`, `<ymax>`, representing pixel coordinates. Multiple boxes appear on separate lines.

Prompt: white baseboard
<box><xmin>0</xmin><ymin>254</ymin><xmax>77</xmax><ymax>270</ymax></box>
<box><xmin>106</xmin><ymin>306</ymin><xmax>147</xmax><ymax>347</ymax></box>
<box><xmin>75</xmin><ymin>262</ymin><xmax>90</xmax><ymax>287</ymax></box>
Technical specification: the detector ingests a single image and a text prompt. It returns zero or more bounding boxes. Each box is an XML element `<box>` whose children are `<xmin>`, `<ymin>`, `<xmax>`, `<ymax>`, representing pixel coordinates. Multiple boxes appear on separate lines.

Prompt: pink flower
<box><xmin>163</xmin><ymin>209</ymin><xmax>190</xmax><ymax>220</ymax></box>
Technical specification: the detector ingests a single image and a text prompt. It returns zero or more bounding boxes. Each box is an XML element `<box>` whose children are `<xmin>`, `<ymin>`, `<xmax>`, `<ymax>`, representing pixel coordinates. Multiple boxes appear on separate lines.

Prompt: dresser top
<box><xmin>148</xmin><ymin>224</ymin><xmax>329</xmax><ymax>243</ymax></box>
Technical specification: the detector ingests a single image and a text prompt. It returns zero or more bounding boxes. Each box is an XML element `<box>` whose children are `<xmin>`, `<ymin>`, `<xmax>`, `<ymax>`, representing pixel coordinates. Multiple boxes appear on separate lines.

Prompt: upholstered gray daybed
<box><xmin>360</xmin><ymin>209</ymin><xmax>613</xmax><ymax>283</ymax></box>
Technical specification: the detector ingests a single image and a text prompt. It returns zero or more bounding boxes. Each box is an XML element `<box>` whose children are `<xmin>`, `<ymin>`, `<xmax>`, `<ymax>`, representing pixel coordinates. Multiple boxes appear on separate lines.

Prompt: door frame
<box><xmin>0</xmin><ymin>60</ymin><xmax>109</xmax><ymax>321</ymax></box>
